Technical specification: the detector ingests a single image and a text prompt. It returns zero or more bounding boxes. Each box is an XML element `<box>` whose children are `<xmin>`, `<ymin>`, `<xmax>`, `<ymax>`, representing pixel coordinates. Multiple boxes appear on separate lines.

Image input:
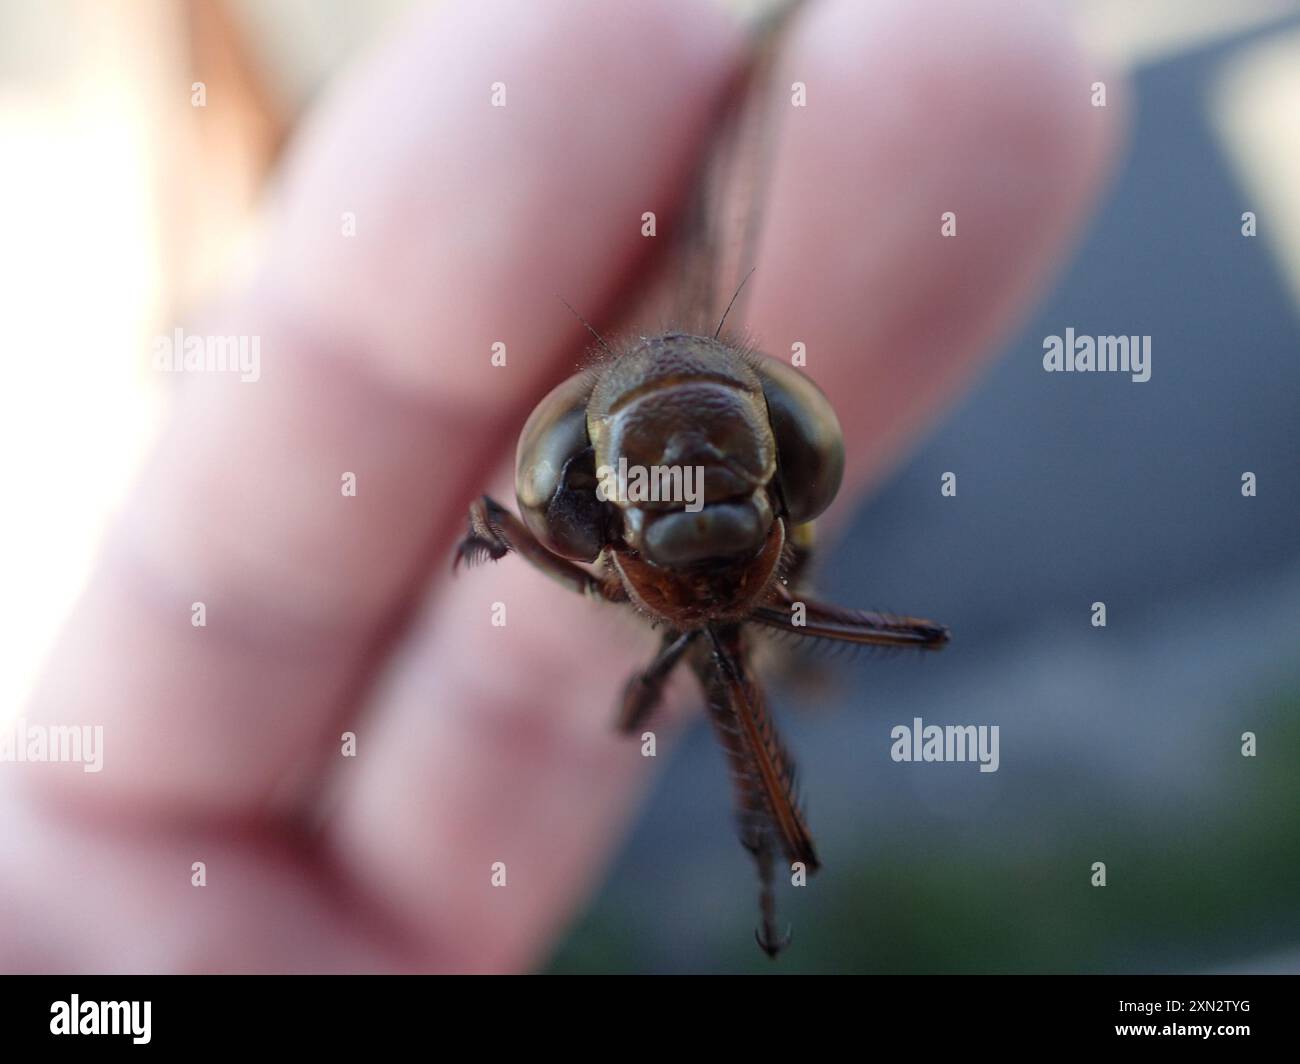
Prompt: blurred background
<box><xmin>1</xmin><ymin>0</ymin><xmax>1297</xmax><ymax>973</ymax></box>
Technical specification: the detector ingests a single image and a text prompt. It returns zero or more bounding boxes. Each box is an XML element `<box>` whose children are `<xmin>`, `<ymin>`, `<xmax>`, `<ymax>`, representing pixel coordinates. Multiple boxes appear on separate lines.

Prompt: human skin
<box><xmin>4</xmin><ymin>0</ymin><xmax>1121</xmax><ymax>972</ymax></box>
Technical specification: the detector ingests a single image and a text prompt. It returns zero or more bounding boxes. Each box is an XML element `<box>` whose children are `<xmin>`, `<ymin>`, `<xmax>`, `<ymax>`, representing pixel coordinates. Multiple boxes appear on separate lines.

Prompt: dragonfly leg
<box><xmin>616</xmin><ymin>630</ymin><xmax>697</xmax><ymax>734</ymax></box>
<box><xmin>453</xmin><ymin>495</ymin><xmax>623</xmax><ymax>602</ymax></box>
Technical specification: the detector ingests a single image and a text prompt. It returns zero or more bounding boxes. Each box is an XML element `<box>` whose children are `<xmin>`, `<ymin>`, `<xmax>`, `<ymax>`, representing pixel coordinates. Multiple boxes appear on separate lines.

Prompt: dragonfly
<box><xmin>454</xmin><ymin>0</ymin><xmax>949</xmax><ymax>958</ymax></box>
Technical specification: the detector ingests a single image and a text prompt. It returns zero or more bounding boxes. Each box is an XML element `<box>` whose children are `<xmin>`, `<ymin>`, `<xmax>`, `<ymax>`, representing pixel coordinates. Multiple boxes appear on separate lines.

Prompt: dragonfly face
<box><xmin>514</xmin><ymin>331</ymin><xmax>844</xmax><ymax>626</ymax></box>
<box><xmin>455</xmin><ymin>1</ymin><xmax>948</xmax><ymax>960</ymax></box>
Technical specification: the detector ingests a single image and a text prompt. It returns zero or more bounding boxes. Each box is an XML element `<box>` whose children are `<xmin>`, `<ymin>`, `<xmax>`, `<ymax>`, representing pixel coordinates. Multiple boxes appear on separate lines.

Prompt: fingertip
<box><xmin>258</xmin><ymin>0</ymin><xmax>746</xmax><ymax>404</ymax></box>
<box><xmin>748</xmin><ymin>0</ymin><xmax>1127</xmax><ymax>500</ymax></box>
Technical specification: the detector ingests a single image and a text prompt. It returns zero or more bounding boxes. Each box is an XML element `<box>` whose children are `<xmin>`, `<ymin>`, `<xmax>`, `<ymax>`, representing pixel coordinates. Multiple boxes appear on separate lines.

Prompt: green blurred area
<box><xmin>550</xmin><ymin>689</ymin><xmax>1300</xmax><ymax>974</ymax></box>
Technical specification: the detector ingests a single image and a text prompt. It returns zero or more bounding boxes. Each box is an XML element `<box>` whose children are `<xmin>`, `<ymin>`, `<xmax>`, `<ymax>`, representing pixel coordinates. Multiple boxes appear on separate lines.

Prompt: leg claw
<box><xmin>452</xmin><ymin>499</ymin><xmax>510</xmax><ymax>572</ymax></box>
<box><xmin>755</xmin><ymin>923</ymin><xmax>793</xmax><ymax>959</ymax></box>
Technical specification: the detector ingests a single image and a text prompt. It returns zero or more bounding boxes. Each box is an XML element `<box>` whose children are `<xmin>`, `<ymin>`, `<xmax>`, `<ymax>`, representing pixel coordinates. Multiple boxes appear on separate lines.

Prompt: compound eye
<box><xmin>753</xmin><ymin>359</ymin><xmax>844</xmax><ymax>525</ymax></box>
<box><xmin>515</xmin><ymin>372</ymin><xmax>608</xmax><ymax>562</ymax></box>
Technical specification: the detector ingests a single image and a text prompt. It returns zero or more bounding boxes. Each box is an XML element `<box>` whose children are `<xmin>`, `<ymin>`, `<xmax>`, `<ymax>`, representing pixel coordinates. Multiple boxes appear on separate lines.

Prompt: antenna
<box><xmin>714</xmin><ymin>267</ymin><xmax>757</xmax><ymax>339</ymax></box>
<box><xmin>558</xmin><ymin>296</ymin><xmax>615</xmax><ymax>356</ymax></box>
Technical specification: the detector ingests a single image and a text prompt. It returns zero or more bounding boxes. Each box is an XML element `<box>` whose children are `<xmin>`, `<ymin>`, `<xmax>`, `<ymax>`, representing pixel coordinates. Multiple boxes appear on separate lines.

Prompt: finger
<box><xmin>341</xmin><ymin>495</ymin><xmax>659</xmax><ymax>972</ymax></box>
<box><xmin>0</xmin><ymin>783</ymin><xmax>406</xmax><ymax>973</ymax></box>
<box><xmin>22</xmin><ymin>0</ymin><xmax>742</xmax><ymax>813</ymax></box>
<box><xmin>332</xmin><ymin>0</ymin><xmax>1122</xmax><ymax>971</ymax></box>
<box><xmin>747</xmin><ymin>0</ymin><xmax>1125</xmax><ymax>506</ymax></box>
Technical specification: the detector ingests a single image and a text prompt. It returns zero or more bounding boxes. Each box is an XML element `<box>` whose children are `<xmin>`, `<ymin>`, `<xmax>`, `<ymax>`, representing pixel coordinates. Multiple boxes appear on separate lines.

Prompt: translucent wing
<box><xmin>616</xmin><ymin>0</ymin><xmax>806</xmax><ymax>339</ymax></box>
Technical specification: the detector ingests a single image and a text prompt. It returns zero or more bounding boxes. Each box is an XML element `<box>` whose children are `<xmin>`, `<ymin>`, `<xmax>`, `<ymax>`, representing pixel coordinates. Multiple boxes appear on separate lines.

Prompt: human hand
<box><xmin>5</xmin><ymin>0</ymin><xmax>1119</xmax><ymax>972</ymax></box>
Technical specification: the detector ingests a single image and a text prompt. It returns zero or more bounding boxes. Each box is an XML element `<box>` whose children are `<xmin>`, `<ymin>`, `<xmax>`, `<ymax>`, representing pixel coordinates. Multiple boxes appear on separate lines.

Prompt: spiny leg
<box><xmin>617</xmin><ymin>630</ymin><xmax>697</xmax><ymax>734</ymax></box>
<box><xmin>694</xmin><ymin>625</ymin><xmax>818</xmax><ymax>958</ymax></box>
<box><xmin>696</xmin><ymin>656</ymin><xmax>783</xmax><ymax>953</ymax></box>
<box><xmin>746</xmin><ymin>830</ymin><xmax>788</xmax><ymax>959</ymax></box>
<box><xmin>754</xmin><ymin>583</ymin><xmax>949</xmax><ymax>650</ymax></box>
<box><xmin>453</xmin><ymin>495</ymin><xmax>623</xmax><ymax>602</ymax></box>
<box><xmin>706</xmin><ymin>627</ymin><xmax>819</xmax><ymax>870</ymax></box>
